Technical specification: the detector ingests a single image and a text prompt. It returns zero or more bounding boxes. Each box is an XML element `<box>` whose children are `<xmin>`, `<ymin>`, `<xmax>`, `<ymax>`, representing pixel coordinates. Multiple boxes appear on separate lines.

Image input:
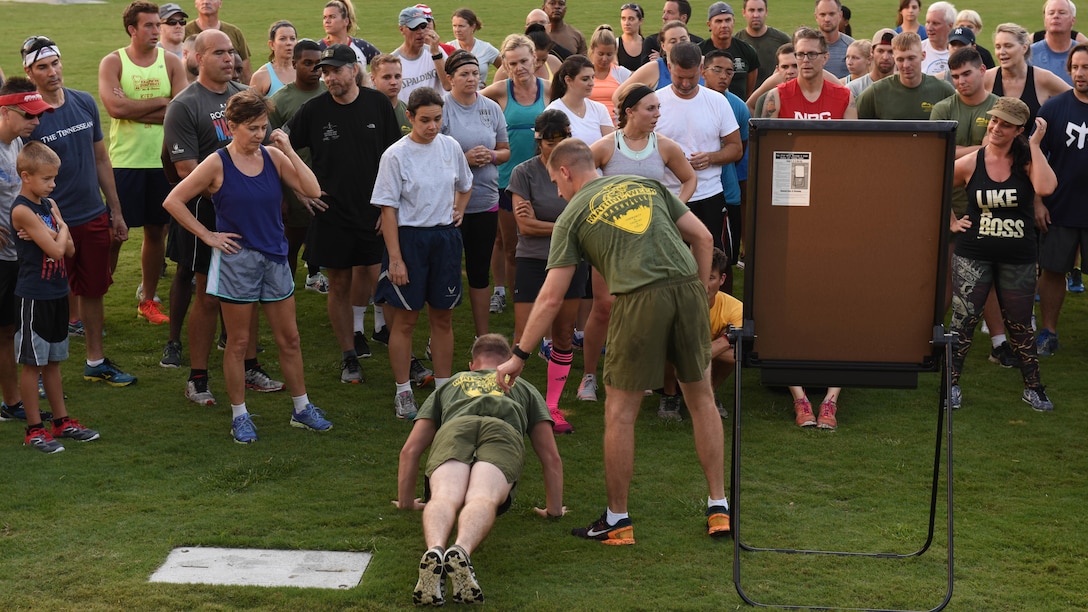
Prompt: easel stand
<box><xmin>732</xmin><ymin>120</ymin><xmax>960</xmax><ymax>610</ymax></box>
<box><xmin>729</xmin><ymin>324</ymin><xmax>955</xmax><ymax>612</ymax></box>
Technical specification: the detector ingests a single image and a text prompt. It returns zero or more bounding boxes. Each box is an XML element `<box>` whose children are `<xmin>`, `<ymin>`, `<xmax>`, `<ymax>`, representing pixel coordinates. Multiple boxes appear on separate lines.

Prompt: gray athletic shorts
<box><xmin>207</xmin><ymin>247</ymin><xmax>295</xmax><ymax>303</ymax></box>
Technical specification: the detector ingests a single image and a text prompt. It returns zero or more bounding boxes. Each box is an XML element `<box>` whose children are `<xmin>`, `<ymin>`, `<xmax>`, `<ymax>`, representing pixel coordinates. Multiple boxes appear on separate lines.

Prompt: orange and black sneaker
<box><xmin>707</xmin><ymin>505</ymin><xmax>731</xmax><ymax>537</ymax></box>
<box><xmin>571</xmin><ymin>513</ymin><xmax>635</xmax><ymax>545</ymax></box>
<box><xmin>138</xmin><ymin>299</ymin><xmax>170</xmax><ymax>325</ymax></box>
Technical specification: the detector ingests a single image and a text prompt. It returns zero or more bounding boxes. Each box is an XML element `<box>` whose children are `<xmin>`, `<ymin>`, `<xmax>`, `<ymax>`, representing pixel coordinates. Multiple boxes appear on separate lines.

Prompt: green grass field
<box><xmin>1</xmin><ymin>1</ymin><xmax>1087</xmax><ymax>610</ymax></box>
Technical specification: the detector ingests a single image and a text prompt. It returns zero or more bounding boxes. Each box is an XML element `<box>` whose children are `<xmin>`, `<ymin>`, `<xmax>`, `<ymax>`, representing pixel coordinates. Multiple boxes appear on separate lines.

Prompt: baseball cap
<box><xmin>987</xmin><ymin>97</ymin><xmax>1030</xmax><ymax>127</ymax></box>
<box><xmin>414</xmin><ymin>4</ymin><xmax>435</xmax><ymax>20</ymax></box>
<box><xmin>872</xmin><ymin>28</ymin><xmax>897</xmax><ymax>47</ymax></box>
<box><xmin>707</xmin><ymin>2</ymin><xmax>733</xmax><ymax>19</ymax></box>
<box><xmin>315</xmin><ymin>44</ymin><xmax>356</xmax><ymax>68</ymax></box>
<box><xmin>159</xmin><ymin>3</ymin><xmax>188</xmax><ymax>20</ymax></box>
<box><xmin>399</xmin><ymin>7</ymin><xmax>428</xmax><ymax>29</ymax></box>
<box><xmin>0</xmin><ymin>91</ymin><xmax>55</xmax><ymax>116</ymax></box>
<box><xmin>949</xmin><ymin>27</ymin><xmax>976</xmax><ymax>46</ymax></box>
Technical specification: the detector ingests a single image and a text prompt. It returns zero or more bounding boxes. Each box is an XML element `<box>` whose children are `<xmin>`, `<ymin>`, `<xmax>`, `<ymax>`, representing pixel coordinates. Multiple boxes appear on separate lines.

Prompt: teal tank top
<box><xmin>498</xmin><ymin>78</ymin><xmax>545</xmax><ymax>189</ymax></box>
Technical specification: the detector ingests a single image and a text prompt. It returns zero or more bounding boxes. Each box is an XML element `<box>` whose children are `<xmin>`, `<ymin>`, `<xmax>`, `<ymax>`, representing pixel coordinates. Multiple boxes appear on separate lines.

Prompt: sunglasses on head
<box><xmin>621</xmin><ymin>3</ymin><xmax>644</xmax><ymax>18</ymax></box>
<box><xmin>5</xmin><ymin>106</ymin><xmax>43</xmax><ymax>121</ymax></box>
<box><xmin>163</xmin><ymin>18</ymin><xmax>186</xmax><ymax>26</ymax></box>
<box><xmin>21</xmin><ymin>35</ymin><xmax>57</xmax><ymax>63</ymax></box>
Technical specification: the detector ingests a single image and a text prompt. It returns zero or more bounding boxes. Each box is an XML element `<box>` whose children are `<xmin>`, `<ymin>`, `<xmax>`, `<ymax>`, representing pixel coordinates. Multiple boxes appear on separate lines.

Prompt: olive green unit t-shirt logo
<box><xmin>585</xmin><ymin>181</ymin><xmax>656</xmax><ymax>235</ymax></box>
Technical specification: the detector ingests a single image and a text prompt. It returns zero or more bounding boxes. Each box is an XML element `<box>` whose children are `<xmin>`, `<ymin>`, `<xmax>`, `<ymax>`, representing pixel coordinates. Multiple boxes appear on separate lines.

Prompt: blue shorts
<box><xmin>375</xmin><ymin>225</ymin><xmax>462</xmax><ymax>311</ymax></box>
<box><xmin>207</xmin><ymin>247</ymin><xmax>295</xmax><ymax>303</ymax></box>
<box><xmin>16</xmin><ymin>296</ymin><xmax>69</xmax><ymax>366</ymax></box>
<box><xmin>116</xmin><ymin>167</ymin><xmax>172</xmax><ymax>227</ymax></box>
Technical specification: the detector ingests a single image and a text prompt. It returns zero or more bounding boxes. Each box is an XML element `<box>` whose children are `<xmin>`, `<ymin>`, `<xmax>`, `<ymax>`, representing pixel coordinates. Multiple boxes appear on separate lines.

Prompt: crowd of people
<box><xmin>1</xmin><ymin>0</ymin><xmax>1086</xmax><ymax>604</ymax></box>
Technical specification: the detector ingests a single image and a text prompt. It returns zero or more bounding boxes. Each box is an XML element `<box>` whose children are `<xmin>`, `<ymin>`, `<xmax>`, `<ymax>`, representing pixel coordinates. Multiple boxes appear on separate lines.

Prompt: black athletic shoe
<box><xmin>354</xmin><ymin>332</ymin><xmax>372</xmax><ymax>359</ymax></box>
<box><xmin>571</xmin><ymin>513</ymin><xmax>635</xmax><ymax>545</ymax></box>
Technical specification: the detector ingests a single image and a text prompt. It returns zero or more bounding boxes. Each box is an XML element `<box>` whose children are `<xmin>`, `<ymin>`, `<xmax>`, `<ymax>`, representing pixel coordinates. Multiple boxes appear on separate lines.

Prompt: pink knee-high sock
<box><xmin>546</xmin><ymin>348</ymin><xmax>574</xmax><ymax>410</ymax></box>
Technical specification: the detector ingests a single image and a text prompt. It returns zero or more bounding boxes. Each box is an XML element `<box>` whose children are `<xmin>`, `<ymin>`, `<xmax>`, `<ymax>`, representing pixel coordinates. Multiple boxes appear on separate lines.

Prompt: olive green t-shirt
<box><xmin>415</xmin><ymin>370</ymin><xmax>551</xmax><ymax>435</ymax></box>
<box><xmin>930</xmin><ymin>92</ymin><xmax>998</xmax><ymax>218</ymax></box>
<box><xmin>547</xmin><ymin>175</ymin><xmax>697</xmax><ymax>295</ymax></box>
<box><xmin>857</xmin><ymin>74</ymin><xmax>955</xmax><ymax>120</ymax></box>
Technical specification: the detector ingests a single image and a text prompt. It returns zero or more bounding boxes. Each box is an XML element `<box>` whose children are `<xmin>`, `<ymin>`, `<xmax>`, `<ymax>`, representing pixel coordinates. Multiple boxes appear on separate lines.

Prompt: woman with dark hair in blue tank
<box><xmin>949</xmin><ymin>97</ymin><xmax>1058</xmax><ymax>412</ymax></box>
<box><xmin>163</xmin><ymin>89</ymin><xmax>331</xmax><ymax>444</ymax></box>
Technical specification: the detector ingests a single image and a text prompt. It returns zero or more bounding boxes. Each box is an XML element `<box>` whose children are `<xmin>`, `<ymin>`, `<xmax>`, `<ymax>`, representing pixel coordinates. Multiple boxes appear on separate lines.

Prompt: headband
<box><xmin>618</xmin><ymin>85</ymin><xmax>654</xmax><ymax>117</ymax></box>
<box><xmin>445</xmin><ymin>51</ymin><xmax>479</xmax><ymax>76</ymax></box>
<box><xmin>23</xmin><ymin>44</ymin><xmax>60</xmax><ymax>67</ymax></box>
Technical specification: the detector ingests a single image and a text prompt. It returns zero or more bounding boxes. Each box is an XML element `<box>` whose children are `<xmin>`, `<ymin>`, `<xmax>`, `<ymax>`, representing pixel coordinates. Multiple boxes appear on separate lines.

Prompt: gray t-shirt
<box><xmin>0</xmin><ymin>137</ymin><xmax>22</xmax><ymax>261</ymax></box>
<box><xmin>508</xmin><ymin>155</ymin><xmax>566</xmax><ymax>260</ymax></box>
<box><xmin>372</xmin><ymin>133</ymin><xmax>473</xmax><ymax>228</ymax></box>
<box><xmin>441</xmin><ymin>93</ymin><xmax>509</xmax><ymax>214</ymax></box>
<box><xmin>826</xmin><ymin>33</ymin><xmax>855</xmax><ymax>79</ymax></box>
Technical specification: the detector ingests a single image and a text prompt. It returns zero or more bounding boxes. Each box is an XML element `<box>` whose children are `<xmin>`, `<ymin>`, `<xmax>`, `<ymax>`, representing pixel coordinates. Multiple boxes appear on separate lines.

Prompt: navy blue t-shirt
<box><xmin>1038</xmin><ymin>91</ymin><xmax>1088</xmax><ymax>228</ymax></box>
<box><xmin>13</xmin><ymin>195</ymin><xmax>69</xmax><ymax>300</ymax></box>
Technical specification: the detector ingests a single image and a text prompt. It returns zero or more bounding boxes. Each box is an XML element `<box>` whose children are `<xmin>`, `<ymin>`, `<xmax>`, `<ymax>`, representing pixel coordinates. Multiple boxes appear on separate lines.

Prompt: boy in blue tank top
<box><xmin>12</xmin><ymin>142</ymin><xmax>99</xmax><ymax>454</ymax></box>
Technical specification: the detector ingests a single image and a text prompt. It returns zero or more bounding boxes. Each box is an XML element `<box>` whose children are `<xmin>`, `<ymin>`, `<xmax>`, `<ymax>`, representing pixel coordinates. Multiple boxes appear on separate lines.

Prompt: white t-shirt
<box><xmin>447</xmin><ymin>38</ymin><xmax>501</xmax><ymax>87</ymax></box>
<box><xmin>654</xmin><ymin>85</ymin><xmax>739</xmax><ymax>200</ymax></box>
<box><xmin>393</xmin><ymin>47</ymin><xmax>447</xmax><ymax>103</ymax></box>
<box><xmin>372</xmin><ymin>134</ymin><xmax>473</xmax><ymax>227</ymax></box>
<box><xmin>921</xmin><ymin>40</ymin><xmax>950</xmax><ymax>75</ymax></box>
<box><xmin>545</xmin><ymin>97</ymin><xmax>613</xmax><ymax>146</ymax></box>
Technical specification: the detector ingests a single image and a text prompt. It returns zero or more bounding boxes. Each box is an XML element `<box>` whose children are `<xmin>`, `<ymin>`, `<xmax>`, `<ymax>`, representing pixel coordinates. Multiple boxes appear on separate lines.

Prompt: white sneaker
<box><xmin>305</xmin><ymin>272</ymin><xmax>329</xmax><ymax>294</ymax></box>
<box><xmin>395</xmin><ymin>389</ymin><xmax>418</xmax><ymax>419</ymax></box>
<box><xmin>577</xmin><ymin>373</ymin><xmax>598</xmax><ymax>401</ymax></box>
<box><xmin>488</xmin><ymin>292</ymin><xmax>505</xmax><ymax>314</ymax></box>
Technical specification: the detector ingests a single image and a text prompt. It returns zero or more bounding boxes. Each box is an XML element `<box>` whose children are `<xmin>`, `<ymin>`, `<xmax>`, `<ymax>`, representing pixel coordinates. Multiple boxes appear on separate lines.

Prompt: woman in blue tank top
<box><xmin>163</xmin><ymin>89</ymin><xmax>331</xmax><ymax>444</ymax></box>
<box><xmin>481</xmin><ymin>34</ymin><xmax>551</xmax><ymax>315</ymax></box>
<box><xmin>948</xmin><ymin>97</ymin><xmax>1058</xmax><ymax>411</ymax></box>
<box><xmin>251</xmin><ymin>21</ymin><xmax>297</xmax><ymax>96</ymax></box>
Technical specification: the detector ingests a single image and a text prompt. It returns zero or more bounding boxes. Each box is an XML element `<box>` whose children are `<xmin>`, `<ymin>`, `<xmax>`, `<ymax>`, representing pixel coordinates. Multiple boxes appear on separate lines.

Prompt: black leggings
<box><xmin>949</xmin><ymin>254</ymin><xmax>1040</xmax><ymax>387</ymax></box>
<box><xmin>459</xmin><ymin>211</ymin><xmax>498</xmax><ymax>289</ymax></box>
<box><xmin>688</xmin><ymin>192</ymin><xmax>726</xmax><ymax>251</ymax></box>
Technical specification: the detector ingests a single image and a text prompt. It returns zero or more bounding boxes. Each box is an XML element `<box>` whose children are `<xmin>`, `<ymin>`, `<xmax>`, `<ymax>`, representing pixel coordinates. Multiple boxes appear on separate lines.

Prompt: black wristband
<box><xmin>512</xmin><ymin>345</ymin><xmax>531</xmax><ymax>360</ymax></box>
<box><xmin>432</xmin><ymin>52</ymin><xmax>443</xmax><ymax>60</ymax></box>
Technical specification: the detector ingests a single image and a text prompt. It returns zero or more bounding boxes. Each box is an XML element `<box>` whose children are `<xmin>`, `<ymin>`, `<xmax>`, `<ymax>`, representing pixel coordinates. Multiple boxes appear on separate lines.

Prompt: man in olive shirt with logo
<box><xmin>496</xmin><ymin>139</ymin><xmax>729</xmax><ymax>546</ymax></box>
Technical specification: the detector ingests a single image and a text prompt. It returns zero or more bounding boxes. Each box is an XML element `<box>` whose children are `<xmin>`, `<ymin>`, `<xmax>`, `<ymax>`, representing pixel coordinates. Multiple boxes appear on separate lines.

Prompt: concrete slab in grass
<box><xmin>149</xmin><ymin>547</ymin><xmax>372</xmax><ymax>589</ymax></box>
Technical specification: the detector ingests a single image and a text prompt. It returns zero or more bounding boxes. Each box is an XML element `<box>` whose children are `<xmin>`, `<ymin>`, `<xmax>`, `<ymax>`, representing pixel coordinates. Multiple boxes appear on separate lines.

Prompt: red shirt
<box><xmin>777</xmin><ymin>79</ymin><xmax>851</xmax><ymax>120</ymax></box>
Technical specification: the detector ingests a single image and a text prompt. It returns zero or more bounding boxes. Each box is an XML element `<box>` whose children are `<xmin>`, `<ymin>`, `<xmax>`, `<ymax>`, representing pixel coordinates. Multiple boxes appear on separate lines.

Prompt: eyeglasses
<box><xmin>162</xmin><ymin>19</ymin><xmax>186</xmax><ymax>26</ymax></box>
<box><xmin>21</xmin><ymin>35</ymin><xmax>57</xmax><ymax>65</ymax></box>
<box><xmin>704</xmin><ymin>66</ymin><xmax>735</xmax><ymax>75</ymax></box>
<box><xmin>4</xmin><ymin>106</ymin><xmax>43</xmax><ymax>120</ymax></box>
<box><xmin>794</xmin><ymin>51</ymin><xmax>826</xmax><ymax>61</ymax></box>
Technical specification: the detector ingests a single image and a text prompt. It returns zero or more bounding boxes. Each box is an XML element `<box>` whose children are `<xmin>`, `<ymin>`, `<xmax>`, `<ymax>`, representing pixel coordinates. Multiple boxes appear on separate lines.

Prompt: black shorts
<box><xmin>513</xmin><ymin>258</ymin><xmax>588</xmax><ymax>303</ymax></box>
<box><xmin>116</xmin><ymin>168</ymin><xmax>172</xmax><ymax>227</ymax></box>
<box><xmin>0</xmin><ymin>260</ymin><xmax>17</xmax><ymax>327</ymax></box>
<box><xmin>498</xmin><ymin>188</ymin><xmax>513</xmax><ymax>212</ymax></box>
<box><xmin>306</xmin><ymin>220</ymin><xmax>384</xmax><ymax>268</ymax></box>
<box><xmin>1039</xmin><ymin>225</ymin><xmax>1088</xmax><ymax>274</ymax></box>
<box><xmin>166</xmin><ymin>196</ymin><xmax>216</xmax><ymax>274</ymax></box>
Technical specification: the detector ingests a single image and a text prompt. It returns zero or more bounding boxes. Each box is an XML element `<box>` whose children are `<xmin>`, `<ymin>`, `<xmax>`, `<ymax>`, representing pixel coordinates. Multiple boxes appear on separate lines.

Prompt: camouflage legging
<box><xmin>949</xmin><ymin>254</ymin><xmax>1040</xmax><ymax>387</ymax></box>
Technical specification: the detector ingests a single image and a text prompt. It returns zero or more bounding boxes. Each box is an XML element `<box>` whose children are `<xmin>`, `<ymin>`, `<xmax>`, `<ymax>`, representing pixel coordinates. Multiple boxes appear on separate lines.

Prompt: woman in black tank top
<box><xmin>948</xmin><ymin>97</ymin><xmax>1058</xmax><ymax>411</ymax></box>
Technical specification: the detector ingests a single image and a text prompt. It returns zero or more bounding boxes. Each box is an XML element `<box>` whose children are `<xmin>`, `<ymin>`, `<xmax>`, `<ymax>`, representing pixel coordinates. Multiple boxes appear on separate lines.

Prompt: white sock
<box><xmin>231</xmin><ymin>403</ymin><xmax>248</xmax><ymax>419</ymax></box>
<box><xmin>353</xmin><ymin>305</ymin><xmax>366</xmax><ymax>334</ymax></box>
<box><xmin>606</xmin><ymin>507</ymin><xmax>628</xmax><ymax>525</ymax></box>
<box><xmin>992</xmin><ymin>333</ymin><xmax>1007</xmax><ymax>348</ymax></box>
<box><xmin>494</xmin><ymin>286</ymin><xmax>505</xmax><ymax>297</ymax></box>
<box><xmin>292</xmin><ymin>394</ymin><xmax>310</xmax><ymax>413</ymax></box>
<box><xmin>86</xmin><ymin>358</ymin><xmax>104</xmax><ymax>368</ymax></box>
<box><xmin>435</xmin><ymin>377</ymin><xmax>450</xmax><ymax>388</ymax></box>
<box><xmin>709</xmin><ymin>497</ymin><xmax>729</xmax><ymax>511</ymax></box>
<box><xmin>374</xmin><ymin>304</ymin><xmax>386</xmax><ymax>331</ymax></box>
<box><xmin>395</xmin><ymin>381</ymin><xmax>412</xmax><ymax>394</ymax></box>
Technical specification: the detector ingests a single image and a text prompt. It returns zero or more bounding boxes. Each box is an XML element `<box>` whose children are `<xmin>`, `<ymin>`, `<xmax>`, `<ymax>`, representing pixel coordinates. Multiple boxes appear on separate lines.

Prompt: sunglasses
<box><xmin>621</xmin><ymin>3</ymin><xmax>644</xmax><ymax>18</ymax></box>
<box><xmin>21</xmin><ymin>35</ymin><xmax>57</xmax><ymax>65</ymax></box>
<box><xmin>408</xmin><ymin>22</ymin><xmax>428</xmax><ymax>31</ymax></box>
<box><xmin>5</xmin><ymin>106</ymin><xmax>43</xmax><ymax>120</ymax></box>
<box><xmin>162</xmin><ymin>19</ymin><xmax>186</xmax><ymax>26</ymax></box>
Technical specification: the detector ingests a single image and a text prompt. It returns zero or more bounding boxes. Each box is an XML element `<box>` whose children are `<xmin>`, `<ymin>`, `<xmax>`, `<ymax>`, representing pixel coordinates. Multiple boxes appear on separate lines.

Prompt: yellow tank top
<box><xmin>109</xmin><ymin>47</ymin><xmax>170</xmax><ymax>168</ymax></box>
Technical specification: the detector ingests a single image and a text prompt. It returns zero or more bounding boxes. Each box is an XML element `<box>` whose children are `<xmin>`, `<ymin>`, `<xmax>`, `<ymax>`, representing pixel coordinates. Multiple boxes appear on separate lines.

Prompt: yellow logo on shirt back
<box><xmin>585</xmin><ymin>181</ymin><xmax>655</xmax><ymax>235</ymax></box>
